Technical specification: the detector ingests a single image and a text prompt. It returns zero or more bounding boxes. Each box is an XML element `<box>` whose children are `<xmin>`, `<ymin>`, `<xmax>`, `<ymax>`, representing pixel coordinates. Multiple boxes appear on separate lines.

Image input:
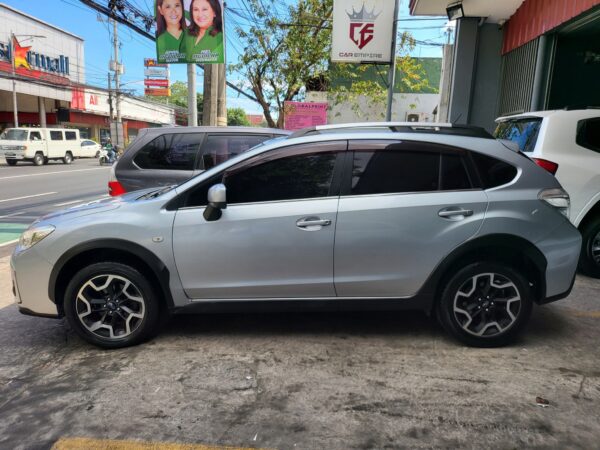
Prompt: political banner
<box><xmin>331</xmin><ymin>0</ymin><xmax>395</xmax><ymax>64</ymax></box>
<box><xmin>283</xmin><ymin>102</ymin><xmax>328</xmax><ymax>131</ymax></box>
<box><xmin>155</xmin><ymin>0</ymin><xmax>224</xmax><ymax>64</ymax></box>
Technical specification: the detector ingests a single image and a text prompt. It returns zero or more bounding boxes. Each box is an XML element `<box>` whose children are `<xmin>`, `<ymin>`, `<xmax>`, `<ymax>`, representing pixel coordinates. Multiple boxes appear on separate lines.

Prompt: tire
<box><xmin>436</xmin><ymin>262</ymin><xmax>533</xmax><ymax>347</ymax></box>
<box><xmin>64</xmin><ymin>262</ymin><xmax>161</xmax><ymax>349</ymax></box>
<box><xmin>6</xmin><ymin>159</ymin><xmax>17</xmax><ymax>166</ymax></box>
<box><xmin>63</xmin><ymin>152</ymin><xmax>73</xmax><ymax>164</ymax></box>
<box><xmin>33</xmin><ymin>153</ymin><xmax>44</xmax><ymax>166</ymax></box>
<box><xmin>95</xmin><ymin>150</ymin><xmax>100</xmax><ymax>158</ymax></box>
<box><xmin>99</xmin><ymin>156</ymin><xmax>106</xmax><ymax>165</ymax></box>
<box><xmin>579</xmin><ymin>217</ymin><xmax>600</xmax><ymax>278</ymax></box>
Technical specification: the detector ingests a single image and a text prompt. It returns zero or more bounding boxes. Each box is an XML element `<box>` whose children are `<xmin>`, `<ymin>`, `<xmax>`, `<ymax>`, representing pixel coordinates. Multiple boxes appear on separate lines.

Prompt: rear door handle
<box><xmin>296</xmin><ymin>217</ymin><xmax>332</xmax><ymax>228</ymax></box>
<box><xmin>438</xmin><ymin>208</ymin><xmax>473</xmax><ymax>218</ymax></box>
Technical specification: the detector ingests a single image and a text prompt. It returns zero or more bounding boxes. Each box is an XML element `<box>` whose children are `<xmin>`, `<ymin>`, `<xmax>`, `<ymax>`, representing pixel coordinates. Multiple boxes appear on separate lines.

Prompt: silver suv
<box><xmin>12</xmin><ymin>126</ymin><xmax>581</xmax><ymax>348</ymax></box>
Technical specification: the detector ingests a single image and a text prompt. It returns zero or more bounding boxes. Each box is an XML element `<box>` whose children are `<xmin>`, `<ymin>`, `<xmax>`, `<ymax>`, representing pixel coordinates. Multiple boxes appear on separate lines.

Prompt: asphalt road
<box><xmin>0</xmin><ymin>158</ymin><xmax>111</xmax><ymax>257</ymax></box>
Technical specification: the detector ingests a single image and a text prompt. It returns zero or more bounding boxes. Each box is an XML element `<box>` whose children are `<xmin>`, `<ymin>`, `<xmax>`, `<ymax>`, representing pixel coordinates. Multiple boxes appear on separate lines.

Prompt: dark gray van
<box><xmin>109</xmin><ymin>126</ymin><xmax>289</xmax><ymax>195</ymax></box>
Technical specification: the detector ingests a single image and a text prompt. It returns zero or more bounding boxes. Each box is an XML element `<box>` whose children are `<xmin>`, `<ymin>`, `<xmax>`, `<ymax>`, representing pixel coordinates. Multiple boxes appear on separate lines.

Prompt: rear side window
<box><xmin>199</xmin><ymin>134</ymin><xmax>271</xmax><ymax>170</ymax></box>
<box><xmin>441</xmin><ymin>153</ymin><xmax>472</xmax><ymax>190</ymax></box>
<box><xmin>134</xmin><ymin>133</ymin><xmax>202</xmax><ymax>171</ymax></box>
<box><xmin>50</xmin><ymin>131</ymin><xmax>63</xmax><ymax>140</ymax></box>
<box><xmin>494</xmin><ymin>118</ymin><xmax>542</xmax><ymax>153</ymax></box>
<box><xmin>65</xmin><ymin>131</ymin><xmax>77</xmax><ymax>141</ymax></box>
<box><xmin>576</xmin><ymin>118</ymin><xmax>600</xmax><ymax>153</ymax></box>
<box><xmin>472</xmin><ymin>153</ymin><xmax>517</xmax><ymax>189</ymax></box>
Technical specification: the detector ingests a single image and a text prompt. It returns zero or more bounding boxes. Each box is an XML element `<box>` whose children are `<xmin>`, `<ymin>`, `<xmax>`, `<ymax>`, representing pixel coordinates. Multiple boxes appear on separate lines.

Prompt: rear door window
<box><xmin>471</xmin><ymin>153</ymin><xmax>518</xmax><ymax>189</ymax></box>
<box><xmin>494</xmin><ymin>118</ymin><xmax>542</xmax><ymax>153</ymax></box>
<box><xmin>133</xmin><ymin>133</ymin><xmax>203</xmax><ymax>171</ymax></box>
<box><xmin>50</xmin><ymin>131</ymin><xmax>63</xmax><ymax>140</ymax></box>
<box><xmin>65</xmin><ymin>131</ymin><xmax>77</xmax><ymax>141</ymax></box>
<box><xmin>576</xmin><ymin>118</ymin><xmax>600</xmax><ymax>153</ymax></box>
<box><xmin>199</xmin><ymin>134</ymin><xmax>271</xmax><ymax>170</ymax></box>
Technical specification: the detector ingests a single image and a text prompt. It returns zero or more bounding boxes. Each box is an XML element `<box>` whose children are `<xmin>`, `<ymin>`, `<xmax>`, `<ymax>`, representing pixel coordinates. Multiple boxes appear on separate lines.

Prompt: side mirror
<box><xmin>203</xmin><ymin>183</ymin><xmax>227</xmax><ymax>221</ymax></box>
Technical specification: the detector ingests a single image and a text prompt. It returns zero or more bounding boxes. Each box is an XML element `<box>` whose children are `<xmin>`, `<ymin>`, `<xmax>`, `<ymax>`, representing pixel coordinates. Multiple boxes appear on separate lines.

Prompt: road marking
<box><xmin>51</xmin><ymin>437</ymin><xmax>267</xmax><ymax>450</ymax></box>
<box><xmin>0</xmin><ymin>239</ymin><xmax>19</xmax><ymax>248</ymax></box>
<box><xmin>0</xmin><ymin>167</ymin><xmax>108</xmax><ymax>181</ymax></box>
<box><xmin>0</xmin><ymin>211</ymin><xmax>25</xmax><ymax>219</ymax></box>
<box><xmin>0</xmin><ymin>192</ymin><xmax>58</xmax><ymax>203</ymax></box>
<box><xmin>54</xmin><ymin>199</ymin><xmax>84</xmax><ymax>207</ymax></box>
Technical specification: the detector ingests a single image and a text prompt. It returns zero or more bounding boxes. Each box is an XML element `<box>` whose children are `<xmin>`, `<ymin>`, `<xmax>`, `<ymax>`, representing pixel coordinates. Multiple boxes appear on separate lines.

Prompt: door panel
<box><xmin>334</xmin><ymin>190</ymin><xmax>488</xmax><ymax>297</ymax></box>
<box><xmin>173</xmin><ymin>198</ymin><xmax>338</xmax><ymax>298</ymax></box>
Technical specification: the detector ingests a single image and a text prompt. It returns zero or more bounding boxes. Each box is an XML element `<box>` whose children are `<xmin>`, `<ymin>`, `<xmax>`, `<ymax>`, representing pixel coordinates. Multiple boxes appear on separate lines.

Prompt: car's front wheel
<box><xmin>579</xmin><ymin>217</ymin><xmax>600</xmax><ymax>278</ymax></box>
<box><xmin>64</xmin><ymin>262</ymin><xmax>160</xmax><ymax>348</ymax></box>
<box><xmin>436</xmin><ymin>262</ymin><xmax>533</xmax><ymax>347</ymax></box>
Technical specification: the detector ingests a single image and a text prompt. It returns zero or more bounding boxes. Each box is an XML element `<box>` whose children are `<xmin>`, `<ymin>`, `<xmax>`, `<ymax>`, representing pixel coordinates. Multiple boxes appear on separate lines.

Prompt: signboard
<box><xmin>145</xmin><ymin>88</ymin><xmax>171</xmax><ymax>97</ymax></box>
<box><xmin>155</xmin><ymin>0</ymin><xmax>225</xmax><ymax>64</ymax></box>
<box><xmin>144</xmin><ymin>58</ymin><xmax>168</xmax><ymax>67</ymax></box>
<box><xmin>144</xmin><ymin>67</ymin><xmax>170</xmax><ymax>77</ymax></box>
<box><xmin>331</xmin><ymin>0</ymin><xmax>395</xmax><ymax>64</ymax></box>
<box><xmin>283</xmin><ymin>102</ymin><xmax>328</xmax><ymax>131</ymax></box>
<box><xmin>144</xmin><ymin>79</ymin><xmax>169</xmax><ymax>87</ymax></box>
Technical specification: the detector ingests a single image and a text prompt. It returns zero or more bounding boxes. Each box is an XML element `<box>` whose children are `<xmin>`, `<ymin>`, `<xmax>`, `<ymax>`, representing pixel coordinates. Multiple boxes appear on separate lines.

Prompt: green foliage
<box><xmin>227</xmin><ymin>107</ymin><xmax>251</xmax><ymax>126</ymax></box>
<box><xmin>231</xmin><ymin>0</ymin><xmax>435</xmax><ymax>126</ymax></box>
<box><xmin>145</xmin><ymin>81</ymin><xmax>203</xmax><ymax>123</ymax></box>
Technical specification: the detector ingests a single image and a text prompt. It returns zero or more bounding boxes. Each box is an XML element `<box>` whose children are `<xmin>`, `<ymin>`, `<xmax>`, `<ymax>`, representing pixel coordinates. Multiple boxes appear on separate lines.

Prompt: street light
<box><xmin>11</xmin><ymin>33</ymin><xmax>46</xmax><ymax>128</ymax></box>
<box><xmin>446</xmin><ymin>1</ymin><xmax>465</xmax><ymax>21</ymax></box>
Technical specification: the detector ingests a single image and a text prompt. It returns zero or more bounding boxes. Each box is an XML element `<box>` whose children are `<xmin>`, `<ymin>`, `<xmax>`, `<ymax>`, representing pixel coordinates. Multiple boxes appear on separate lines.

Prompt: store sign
<box><xmin>144</xmin><ymin>67</ymin><xmax>169</xmax><ymax>77</ymax></box>
<box><xmin>283</xmin><ymin>102</ymin><xmax>328</xmax><ymax>131</ymax></box>
<box><xmin>144</xmin><ymin>79</ymin><xmax>169</xmax><ymax>87</ymax></box>
<box><xmin>0</xmin><ymin>38</ymin><xmax>71</xmax><ymax>78</ymax></box>
<box><xmin>145</xmin><ymin>88</ymin><xmax>171</xmax><ymax>97</ymax></box>
<box><xmin>144</xmin><ymin>58</ymin><xmax>168</xmax><ymax>67</ymax></box>
<box><xmin>331</xmin><ymin>1</ymin><xmax>394</xmax><ymax>64</ymax></box>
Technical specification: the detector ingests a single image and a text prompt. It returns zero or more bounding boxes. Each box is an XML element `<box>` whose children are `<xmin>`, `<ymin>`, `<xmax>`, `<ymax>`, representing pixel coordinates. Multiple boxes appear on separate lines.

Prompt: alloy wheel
<box><xmin>75</xmin><ymin>274</ymin><xmax>146</xmax><ymax>340</ymax></box>
<box><xmin>453</xmin><ymin>272</ymin><xmax>521</xmax><ymax>337</ymax></box>
<box><xmin>592</xmin><ymin>230</ymin><xmax>600</xmax><ymax>265</ymax></box>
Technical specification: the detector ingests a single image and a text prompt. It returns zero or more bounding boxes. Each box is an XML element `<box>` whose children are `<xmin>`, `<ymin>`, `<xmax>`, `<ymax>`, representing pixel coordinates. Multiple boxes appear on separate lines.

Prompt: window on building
<box><xmin>50</xmin><ymin>131</ymin><xmax>63</xmax><ymax>140</ymax></box>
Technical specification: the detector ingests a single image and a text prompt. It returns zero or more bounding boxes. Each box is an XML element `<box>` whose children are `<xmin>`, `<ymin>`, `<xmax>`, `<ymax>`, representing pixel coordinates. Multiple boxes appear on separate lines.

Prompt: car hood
<box><xmin>0</xmin><ymin>140</ymin><xmax>27</xmax><ymax>148</ymax></box>
<box><xmin>38</xmin><ymin>188</ymin><xmax>159</xmax><ymax>223</ymax></box>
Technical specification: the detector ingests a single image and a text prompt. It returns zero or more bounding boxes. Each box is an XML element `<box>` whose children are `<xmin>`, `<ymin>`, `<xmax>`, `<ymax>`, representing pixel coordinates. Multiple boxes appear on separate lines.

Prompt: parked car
<box><xmin>78</xmin><ymin>139</ymin><xmax>102</xmax><ymax>158</ymax></box>
<box><xmin>12</xmin><ymin>124</ymin><xmax>581</xmax><ymax>349</ymax></box>
<box><xmin>495</xmin><ymin>108</ymin><xmax>600</xmax><ymax>277</ymax></box>
<box><xmin>0</xmin><ymin>128</ymin><xmax>80</xmax><ymax>165</ymax></box>
<box><xmin>108</xmin><ymin>126</ymin><xmax>289</xmax><ymax>196</ymax></box>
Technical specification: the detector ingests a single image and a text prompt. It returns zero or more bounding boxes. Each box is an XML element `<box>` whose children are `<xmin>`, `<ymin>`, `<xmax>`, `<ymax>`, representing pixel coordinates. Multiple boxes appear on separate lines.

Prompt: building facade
<box><xmin>0</xmin><ymin>3</ymin><xmax>177</xmax><ymax>145</ymax></box>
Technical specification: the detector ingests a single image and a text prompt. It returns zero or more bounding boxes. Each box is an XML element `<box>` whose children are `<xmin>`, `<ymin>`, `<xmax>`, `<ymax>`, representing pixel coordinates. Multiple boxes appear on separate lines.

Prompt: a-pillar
<box><xmin>38</xmin><ymin>97</ymin><xmax>46</xmax><ymax>127</ymax></box>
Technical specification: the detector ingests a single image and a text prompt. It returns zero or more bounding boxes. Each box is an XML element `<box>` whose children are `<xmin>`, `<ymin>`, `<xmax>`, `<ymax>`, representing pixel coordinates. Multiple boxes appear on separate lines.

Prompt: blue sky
<box><xmin>5</xmin><ymin>0</ymin><xmax>449</xmax><ymax>114</ymax></box>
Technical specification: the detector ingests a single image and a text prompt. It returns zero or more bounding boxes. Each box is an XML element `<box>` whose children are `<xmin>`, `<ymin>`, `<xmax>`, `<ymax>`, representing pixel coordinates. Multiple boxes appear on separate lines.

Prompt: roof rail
<box><xmin>288</xmin><ymin>122</ymin><xmax>493</xmax><ymax>139</ymax></box>
<box><xmin>563</xmin><ymin>105</ymin><xmax>600</xmax><ymax>111</ymax></box>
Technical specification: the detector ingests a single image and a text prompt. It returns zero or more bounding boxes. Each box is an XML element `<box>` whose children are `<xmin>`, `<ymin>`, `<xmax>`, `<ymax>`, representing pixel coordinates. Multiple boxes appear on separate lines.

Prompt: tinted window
<box><xmin>50</xmin><ymin>131</ymin><xmax>63</xmax><ymax>140</ymax></box>
<box><xmin>200</xmin><ymin>134</ymin><xmax>271</xmax><ymax>170</ymax></box>
<box><xmin>441</xmin><ymin>153</ymin><xmax>471</xmax><ymax>190</ymax></box>
<box><xmin>224</xmin><ymin>153</ymin><xmax>338</xmax><ymax>204</ymax></box>
<box><xmin>494</xmin><ymin>118</ymin><xmax>542</xmax><ymax>153</ymax></box>
<box><xmin>576</xmin><ymin>118</ymin><xmax>600</xmax><ymax>153</ymax></box>
<box><xmin>351</xmin><ymin>151</ymin><xmax>440</xmax><ymax>195</ymax></box>
<box><xmin>134</xmin><ymin>133</ymin><xmax>202</xmax><ymax>171</ymax></box>
<box><xmin>472</xmin><ymin>153</ymin><xmax>517</xmax><ymax>189</ymax></box>
<box><xmin>29</xmin><ymin>131</ymin><xmax>42</xmax><ymax>141</ymax></box>
<box><xmin>65</xmin><ymin>131</ymin><xmax>77</xmax><ymax>140</ymax></box>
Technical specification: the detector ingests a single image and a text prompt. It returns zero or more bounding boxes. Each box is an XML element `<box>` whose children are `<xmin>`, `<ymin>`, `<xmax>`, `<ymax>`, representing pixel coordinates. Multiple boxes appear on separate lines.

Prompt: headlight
<box><xmin>18</xmin><ymin>225</ymin><xmax>55</xmax><ymax>250</ymax></box>
<box><xmin>17</xmin><ymin>145</ymin><xmax>27</xmax><ymax>150</ymax></box>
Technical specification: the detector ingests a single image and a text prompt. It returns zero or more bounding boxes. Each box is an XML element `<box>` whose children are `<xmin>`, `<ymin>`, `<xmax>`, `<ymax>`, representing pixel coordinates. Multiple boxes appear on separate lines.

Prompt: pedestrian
<box><xmin>156</xmin><ymin>0</ymin><xmax>186</xmax><ymax>63</ymax></box>
<box><xmin>181</xmin><ymin>0</ymin><xmax>224</xmax><ymax>64</ymax></box>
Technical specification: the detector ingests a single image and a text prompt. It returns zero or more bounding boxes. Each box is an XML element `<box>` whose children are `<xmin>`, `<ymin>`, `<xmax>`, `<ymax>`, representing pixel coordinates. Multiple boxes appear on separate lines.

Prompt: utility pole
<box><xmin>107</xmin><ymin>72</ymin><xmax>114</xmax><ymax>121</ymax></box>
<box><xmin>187</xmin><ymin>64</ymin><xmax>197</xmax><ymax>127</ymax></box>
<box><xmin>10</xmin><ymin>32</ymin><xmax>19</xmax><ymax>127</ymax></box>
<box><xmin>217</xmin><ymin>63</ymin><xmax>227</xmax><ymax>126</ymax></box>
<box><xmin>112</xmin><ymin>18</ymin><xmax>123</xmax><ymax>147</ymax></box>
<box><xmin>386</xmin><ymin>0</ymin><xmax>401</xmax><ymax>121</ymax></box>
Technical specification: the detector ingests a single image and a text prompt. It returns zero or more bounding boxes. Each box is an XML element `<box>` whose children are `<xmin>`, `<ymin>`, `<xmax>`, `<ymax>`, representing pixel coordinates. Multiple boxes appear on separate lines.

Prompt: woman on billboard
<box><xmin>155</xmin><ymin>0</ymin><xmax>186</xmax><ymax>63</ymax></box>
<box><xmin>181</xmin><ymin>0</ymin><xmax>224</xmax><ymax>64</ymax></box>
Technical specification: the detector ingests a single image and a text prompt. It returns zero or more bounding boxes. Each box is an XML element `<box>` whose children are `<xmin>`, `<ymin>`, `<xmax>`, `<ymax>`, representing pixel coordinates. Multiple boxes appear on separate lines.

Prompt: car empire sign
<box><xmin>331</xmin><ymin>0</ymin><xmax>394</xmax><ymax>64</ymax></box>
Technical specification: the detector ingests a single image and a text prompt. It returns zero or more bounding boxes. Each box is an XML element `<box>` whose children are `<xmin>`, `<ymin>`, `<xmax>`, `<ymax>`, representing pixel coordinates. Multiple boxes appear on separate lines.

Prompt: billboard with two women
<box><xmin>155</xmin><ymin>0</ymin><xmax>224</xmax><ymax>64</ymax></box>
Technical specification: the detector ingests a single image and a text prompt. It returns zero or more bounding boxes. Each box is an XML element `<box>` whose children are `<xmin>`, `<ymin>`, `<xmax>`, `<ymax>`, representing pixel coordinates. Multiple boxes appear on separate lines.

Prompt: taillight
<box><xmin>108</xmin><ymin>181</ymin><xmax>126</xmax><ymax>196</ymax></box>
<box><xmin>532</xmin><ymin>158</ymin><xmax>559</xmax><ymax>175</ymax></box>
<box><xmin>539</xmin><ymin>188</ymin><xmax>570</xmax><ymax>218</ymax></box>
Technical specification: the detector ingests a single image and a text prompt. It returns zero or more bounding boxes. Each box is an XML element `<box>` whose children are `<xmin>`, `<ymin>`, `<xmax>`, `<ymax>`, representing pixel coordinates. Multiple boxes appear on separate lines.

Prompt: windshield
<box><xmin>494</xmin><ymin>118</ymin><xmax>542</xmax><ymax>153</ymax></box>
<box><xmin>0</xmin><ymin>129</ymin><xmax>28</xmax><ymax>141</ymax></box>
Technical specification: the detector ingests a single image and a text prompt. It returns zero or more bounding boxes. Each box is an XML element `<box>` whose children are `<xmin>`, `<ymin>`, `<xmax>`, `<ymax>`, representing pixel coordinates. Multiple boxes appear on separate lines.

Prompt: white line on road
<box><xmin>0</xmin><ymin>192</ymin><xmax>58</xmax><ymax>203</ymax></box>
<box><xmin>0</xmin><ymin>239</ymin><xmax>19</xmax><ymax>248</ymax></box>
<box><xmin>0</xmin><ymin>211</ymin><xmax>26</xmax><ymax>219</ymax></box>
<box><xmin>0</xmin><ymin>167</ymin><xmax>108</xmax><ymax>181</ymax></box>
<box><xmin>54</xmin><ymin>199</ymin><xmax>84</xmax><ymax>207</ymax></box>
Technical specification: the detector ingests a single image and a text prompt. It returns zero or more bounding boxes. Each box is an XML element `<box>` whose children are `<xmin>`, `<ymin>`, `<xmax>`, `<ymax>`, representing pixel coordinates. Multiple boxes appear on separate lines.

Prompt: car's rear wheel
<box><xmin>64</xmin><ymin>262</ymin><xmax>160</xmax><ymax>348</ymax></box>
<box><xmin>33</xmin><ymin>153</ymin><xmax>44</xmax><ymax>166</ymax></box>
<box><xmin>579</xmin><ymin>217</ymin><xmax>600</xmax><ymax>278</ymax></box>
<box><xmin>63</xmin><ymin>152</ymin><xmax>73</xmax><ymax>164</ymax></box>
<box><xmin>437</xmin><ymin>262</ymin><xmax>533</xmax><ymax>347</ymax></box>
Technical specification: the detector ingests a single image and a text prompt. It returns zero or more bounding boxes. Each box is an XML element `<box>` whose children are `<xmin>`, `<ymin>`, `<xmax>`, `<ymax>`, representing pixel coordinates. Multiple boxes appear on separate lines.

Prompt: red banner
<box><xmin>144</xmin><ymin>79</ymin><xmax>169</xmax><ymax>87</ymax></box>
<box><xmin>145</xmin><ymin>88</ymin><xmax>171</xmax><ymax>97</ymax></box>
<box><xmin>0</xmin><ymin>61</ymin><xmax>70</xmax><ymax>86</ymax></box>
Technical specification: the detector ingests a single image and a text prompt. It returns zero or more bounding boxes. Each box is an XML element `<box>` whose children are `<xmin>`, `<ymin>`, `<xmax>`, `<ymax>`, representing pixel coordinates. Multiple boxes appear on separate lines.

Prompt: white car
<box><xmin>78</xmin><ymin>139</ymin><xmax>102</xmax><ymax>158</ymax></box>
<box><xmin>495</xmin><ymin>108</ymin><xmax>600</xmax><ymax>277</ymax></box>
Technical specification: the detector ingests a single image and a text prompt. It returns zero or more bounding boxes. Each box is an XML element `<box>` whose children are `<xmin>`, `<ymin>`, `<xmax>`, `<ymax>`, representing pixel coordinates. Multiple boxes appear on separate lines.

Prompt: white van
<box><xmin>0</xmin><ymin>128</ymin><xmax>82</xmax><ymax>166</ymax></box>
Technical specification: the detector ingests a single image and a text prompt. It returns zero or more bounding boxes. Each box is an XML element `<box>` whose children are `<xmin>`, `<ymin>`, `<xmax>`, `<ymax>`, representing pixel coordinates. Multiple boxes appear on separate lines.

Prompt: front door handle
<box><xmin>438</xmin><ymin>208</ymin><xmax>473</xmax><ymax>218</ymax></box>
<box><xmin>296</xmin><ymin>217</ymin><xmax>332</xmax><ymax>229</ymax></box>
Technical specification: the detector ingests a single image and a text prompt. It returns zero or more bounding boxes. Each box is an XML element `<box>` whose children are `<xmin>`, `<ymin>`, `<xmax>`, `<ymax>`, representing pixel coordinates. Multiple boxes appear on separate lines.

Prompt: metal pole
<box><xmin>10</xmin><ymin>32</ymin><xmax>19</xmax><ymax>127</ymax></box>
<box><xmin>113</xmin><ymin>19</ymin><xmax>122</xmax><ymax>146</ymax></box>
<box><xmin>187</xmin><ymin>64</ymin><xmax>198</xmax><ymax>127</ymax></box>
<box><xmin>386</xmin><ymin>0</ymin><xmax>400</xmax><ymax>122</ymax></box>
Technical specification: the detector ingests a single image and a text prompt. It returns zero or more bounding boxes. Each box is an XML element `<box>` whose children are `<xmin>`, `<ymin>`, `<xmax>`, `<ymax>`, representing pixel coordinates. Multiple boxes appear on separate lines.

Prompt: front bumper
<box><xmin>1</xmin><ymin>151</ymin><xmax>26</xmax><ymax>160</ymax></box>
<box><xmin>11</xmin><ymin>248</ymin><xmax>59</xmax><ymax>317</ymax></box>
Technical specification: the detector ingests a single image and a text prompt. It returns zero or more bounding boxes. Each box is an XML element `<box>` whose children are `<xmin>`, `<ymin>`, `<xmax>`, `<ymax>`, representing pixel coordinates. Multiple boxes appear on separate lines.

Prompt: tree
<box><xmin>227</xmin><ymin>107</ymin><xmax>251</xmax><ymax>126</ymax></box>
<box><xmin>145</xmin><ymin>81</ymin><xmax>203</xmax><ymax>123</ymax></box>
<box><xmin>231</xmin><ymin>0</ymin><xmax>434</xmax><ymax>128</ymax></box>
